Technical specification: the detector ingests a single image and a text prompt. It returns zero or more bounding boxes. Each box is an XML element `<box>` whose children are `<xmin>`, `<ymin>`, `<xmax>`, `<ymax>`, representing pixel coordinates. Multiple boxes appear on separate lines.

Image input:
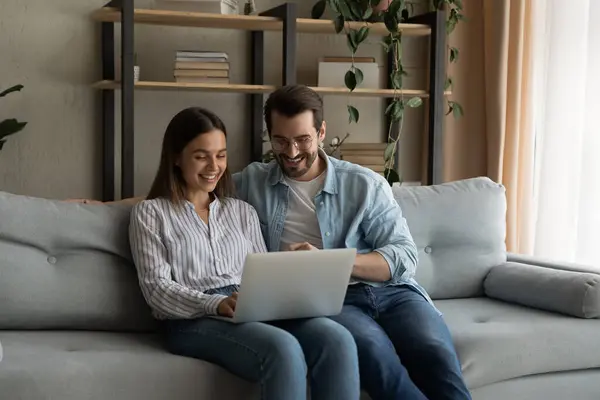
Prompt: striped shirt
<box><xmin>128</xmin><ymin>196</ymin><xmax>267</xmax><ymax>320</ymax></box>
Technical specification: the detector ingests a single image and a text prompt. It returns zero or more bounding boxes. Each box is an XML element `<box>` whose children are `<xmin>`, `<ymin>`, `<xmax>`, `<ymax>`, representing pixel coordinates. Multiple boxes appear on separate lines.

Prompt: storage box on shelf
<box><xmin>92</xmin><ymin>2</ymin><xmax>447</xmax><ymax>201</ymax></box>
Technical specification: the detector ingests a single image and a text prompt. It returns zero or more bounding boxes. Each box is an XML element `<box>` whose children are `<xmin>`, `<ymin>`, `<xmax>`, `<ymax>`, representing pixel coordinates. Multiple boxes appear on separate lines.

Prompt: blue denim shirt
<box><xmin>233</xmin><ymin>152</ymin><xmax>432</xmax><ymax>302</ymax></box>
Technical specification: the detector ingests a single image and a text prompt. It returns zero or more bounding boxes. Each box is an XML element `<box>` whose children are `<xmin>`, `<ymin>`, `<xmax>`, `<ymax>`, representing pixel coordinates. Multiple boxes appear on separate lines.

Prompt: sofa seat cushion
<box><xmin>436</xmin><ymin>297</ymin><xmax>600</xmax><ymax>389</ymax></box>
<box><xmin>0</xmin><ymin>331</ymin><xmax>258</xmax><ymax>400</ymax></box>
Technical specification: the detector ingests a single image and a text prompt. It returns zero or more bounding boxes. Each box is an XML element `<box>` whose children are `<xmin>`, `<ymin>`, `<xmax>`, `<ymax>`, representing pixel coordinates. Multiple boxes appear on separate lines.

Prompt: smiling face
<box><xmin>270</xmin><ymin>110</ymin><xmax>325</xmax><ymax>180</ymax></box>
<box><xmin>177</xmin><ymin>129</ymin><xmax>227</xmax><ymax>194</ymax></box>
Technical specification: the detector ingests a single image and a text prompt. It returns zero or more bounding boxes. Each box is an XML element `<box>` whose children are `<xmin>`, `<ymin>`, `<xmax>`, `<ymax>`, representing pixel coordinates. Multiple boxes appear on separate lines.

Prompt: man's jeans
<box><xmin>163</xmin><ymin>285</ymin><xmax>360</xmax><ymax>400</ymax></box>
<box><xmin>329</xmin><ymin>284</ymin><xmax>472</xmax><ymax>400</ymax></box>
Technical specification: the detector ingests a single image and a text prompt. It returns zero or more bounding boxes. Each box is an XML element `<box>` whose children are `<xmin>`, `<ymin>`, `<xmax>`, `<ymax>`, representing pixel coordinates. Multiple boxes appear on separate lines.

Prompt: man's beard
<box><xmin>276</xmin><ymin>150</ymin><xmax>318</xmax><ymax>179</ymax></box>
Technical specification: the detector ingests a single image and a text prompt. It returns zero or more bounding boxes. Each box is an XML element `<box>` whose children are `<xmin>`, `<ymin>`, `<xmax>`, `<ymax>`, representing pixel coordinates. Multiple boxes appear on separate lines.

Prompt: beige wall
<box><xmin>0</xmin><ymin>0</ymin><xmax>434</xmax><ymax>200</ymax></box>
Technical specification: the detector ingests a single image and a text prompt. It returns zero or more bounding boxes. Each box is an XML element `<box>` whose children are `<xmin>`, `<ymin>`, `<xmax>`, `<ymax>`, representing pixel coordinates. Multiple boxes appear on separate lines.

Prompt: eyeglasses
<box><xmin>270</xmin><ymin>136</ymin><xmax>315</xmax><ymax>152</ymax></box>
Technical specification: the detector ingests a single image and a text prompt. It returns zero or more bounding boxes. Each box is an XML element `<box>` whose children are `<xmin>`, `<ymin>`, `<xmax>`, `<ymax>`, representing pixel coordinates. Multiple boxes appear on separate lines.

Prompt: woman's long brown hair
<box><xmin>146</xmin><ymin>107</ymin><xmax>235</xmax><ymax>204</ymax></box>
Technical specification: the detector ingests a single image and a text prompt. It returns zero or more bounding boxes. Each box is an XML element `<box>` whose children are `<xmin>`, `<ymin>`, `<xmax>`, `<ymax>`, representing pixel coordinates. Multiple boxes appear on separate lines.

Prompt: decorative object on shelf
<box><xmin>134</xmin><ymin>53</ymin><xmax>140</xmax><ymax>82</ymax></box>
<box><xmin>243</xmin><ymin>0</ymin><xmax>256</xmax><ymax>15</ymax></box>
<box><xmin>310</xmin><ymin>0</ymin><xmax>464</xmax><ymax>186</ymax></box>
<box><xmin>0</xmin><ymin>84</ymin><xmax>27</xmax><ymax>153</ymax></box>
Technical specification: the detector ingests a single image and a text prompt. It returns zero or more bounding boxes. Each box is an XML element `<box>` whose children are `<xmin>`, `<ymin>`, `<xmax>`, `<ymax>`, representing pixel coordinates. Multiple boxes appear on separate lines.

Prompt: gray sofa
<box><xmin>1</xmin><ymin>177</ymin><xmax>599</xmax><ymax>400</ymax></box>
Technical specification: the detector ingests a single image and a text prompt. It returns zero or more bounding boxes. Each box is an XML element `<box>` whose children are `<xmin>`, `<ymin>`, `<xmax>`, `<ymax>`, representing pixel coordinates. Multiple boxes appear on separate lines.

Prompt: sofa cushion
<box><xmin>0</xmin><ymin>191</ymin><xmax>156</xmax><ymax>331</ymax></box>
<box><xmin>393</xmin><ymin>177</ymin><xmax>507</xmax><ymax>299</ymax></box>
<box><xmin>0</xmin><ymin>331</ymin><xmax>258</xmax><ymax>400</ymax></box>
<box><xmin>484</xmin><ymin>262</ymin><xmax>600</xmax><ymax>319</ymax></box>
<box><xmin>436</xmin><ymin>297</ymin><xmax>600</xmax><ymax>389</ymax></box>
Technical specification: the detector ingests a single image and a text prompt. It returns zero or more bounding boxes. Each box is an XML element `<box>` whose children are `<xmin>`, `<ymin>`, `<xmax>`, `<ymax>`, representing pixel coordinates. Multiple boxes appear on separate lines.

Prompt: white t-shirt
<box><xmin>279</xmin><ymin>170</ymin><xmax>326</xmax><ymax>250</ymax></box>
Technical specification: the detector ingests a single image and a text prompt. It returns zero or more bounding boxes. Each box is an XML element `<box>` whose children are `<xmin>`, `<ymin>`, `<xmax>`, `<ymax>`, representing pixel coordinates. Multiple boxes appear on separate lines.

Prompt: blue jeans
<box><xmin>163</xmin><ymin>285</ymin><xmax>360</xmax><ymax>400</ymax></box>
<box><xmin>329</xmin><ymin>284</ymin><xmax>472</xmax><ymax>400</ymax></box>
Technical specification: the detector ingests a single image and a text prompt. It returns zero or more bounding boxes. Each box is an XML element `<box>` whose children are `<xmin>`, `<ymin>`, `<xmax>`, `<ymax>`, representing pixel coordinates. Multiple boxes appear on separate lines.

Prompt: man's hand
<box><xmin>288</xmin><ymin>242</ymin><xmax>319</xmax><ymax>251</ymax></box>
<box><xmin>65</xmin><ymin>198</ymin><xmax>104</xmax><ymax>205</ymax></box>
<box><xmin>217</xmin><ymin>293</ymin><xmax>238</xmax><ymax>317</ymax></box>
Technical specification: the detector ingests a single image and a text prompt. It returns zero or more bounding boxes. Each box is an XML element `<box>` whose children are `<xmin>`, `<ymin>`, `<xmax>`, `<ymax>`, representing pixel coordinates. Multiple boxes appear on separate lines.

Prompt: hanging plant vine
<box><xmin>311</xmin><ymin>0</ymin><xmax>464</xmax><ymax>186</ymax></box>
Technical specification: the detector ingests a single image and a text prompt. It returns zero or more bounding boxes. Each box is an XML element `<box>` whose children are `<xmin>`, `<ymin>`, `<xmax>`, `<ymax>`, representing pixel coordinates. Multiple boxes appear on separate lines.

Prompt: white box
<box><xmin>155</xmin><ymin>0</ymin><xmax>239</xmax><ymax>15</ymax></box>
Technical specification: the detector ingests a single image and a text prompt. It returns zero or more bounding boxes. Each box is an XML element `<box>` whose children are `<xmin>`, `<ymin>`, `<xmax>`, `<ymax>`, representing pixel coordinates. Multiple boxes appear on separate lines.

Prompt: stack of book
<box><xmin>339</xmin><ymin>143</ymin><xmax>387</xmax><ymax>175</ymax></box>
<box><xmin>174</xmin><ymin>50</ymin><xmax>230</xmax><ymax>84</ymax></box>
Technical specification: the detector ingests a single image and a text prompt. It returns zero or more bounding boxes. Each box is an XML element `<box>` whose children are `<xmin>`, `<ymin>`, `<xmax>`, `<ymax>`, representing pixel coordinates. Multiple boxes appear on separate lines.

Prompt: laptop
<box><xmin>210</xmin><ymin>248</ymin><xmax>356</xmax><ymax>323</ymax></box>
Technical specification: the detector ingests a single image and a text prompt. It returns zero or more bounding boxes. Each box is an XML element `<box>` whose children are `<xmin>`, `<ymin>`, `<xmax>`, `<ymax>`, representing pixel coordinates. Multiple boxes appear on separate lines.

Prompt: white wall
<box><xmin>0</xmin><ymin>0</ymin><xmax>428</xmax><ymax>199</ymax></box>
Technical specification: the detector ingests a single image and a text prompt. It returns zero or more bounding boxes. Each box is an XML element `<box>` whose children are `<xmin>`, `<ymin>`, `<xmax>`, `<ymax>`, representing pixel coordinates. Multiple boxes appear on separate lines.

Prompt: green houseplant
<box><xmin>0</xmin><ymin>84</ymin><xmax>27</xmax><ymax>152</ymax></box>
<box><xmin>311</xmin><ymin>0</ymin><xmax>464</xmax><ymax>185</ymax></box>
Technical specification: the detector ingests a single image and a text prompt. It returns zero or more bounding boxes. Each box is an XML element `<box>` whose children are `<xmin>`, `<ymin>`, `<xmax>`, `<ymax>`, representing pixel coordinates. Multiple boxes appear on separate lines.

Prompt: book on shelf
<box><xmin>175</xmin><ymin>77</ymin><xmax>230</xmax><ymax>84</ymax></box>
<box><xmin>174</xmin><ymin>69</ymin><xmax>229</xmax><ymax>78</ymax></box>
<box><xmin>174</xmin><ymin>50</ymin><xmax>230</xmax><ymax>84</ymax></box>
<box><xmin>339</xmin><ymin>142</ymin><xmax>387</xmax><ymax>174</ymax></box>
<box><xmin>176</xmin><ymin>50</ymin><xmax>228</xmax><ymax>60</ymax></box>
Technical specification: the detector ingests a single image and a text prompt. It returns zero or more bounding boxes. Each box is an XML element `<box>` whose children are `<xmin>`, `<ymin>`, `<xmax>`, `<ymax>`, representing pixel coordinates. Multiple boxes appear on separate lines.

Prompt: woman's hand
<box><xmin>217</xmin><ymin>293</ymin><xmax>238</xmax><ymax>317</ymax></box>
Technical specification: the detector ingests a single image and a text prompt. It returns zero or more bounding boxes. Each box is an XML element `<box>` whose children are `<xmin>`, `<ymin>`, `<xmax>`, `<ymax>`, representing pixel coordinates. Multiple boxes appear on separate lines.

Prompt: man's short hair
<box><xmin>264</xmin><ymin>84</ymin><xmax>324</xmax><ymax>134</ymax></box>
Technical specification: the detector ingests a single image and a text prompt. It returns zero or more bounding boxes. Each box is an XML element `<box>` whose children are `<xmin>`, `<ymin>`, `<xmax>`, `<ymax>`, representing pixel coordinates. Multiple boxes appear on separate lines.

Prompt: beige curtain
<box><xmin>444</xmin><ymin>0</ymin><xmax>536</xmax><ymax>254</ymax></box>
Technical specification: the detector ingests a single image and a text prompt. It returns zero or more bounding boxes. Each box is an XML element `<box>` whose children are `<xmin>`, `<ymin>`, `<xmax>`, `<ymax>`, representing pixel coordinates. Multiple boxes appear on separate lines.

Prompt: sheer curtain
<box><xmin>531</xmin><ymin>0</ymin><xmax>600</xmax><ymax>268</ymax></box>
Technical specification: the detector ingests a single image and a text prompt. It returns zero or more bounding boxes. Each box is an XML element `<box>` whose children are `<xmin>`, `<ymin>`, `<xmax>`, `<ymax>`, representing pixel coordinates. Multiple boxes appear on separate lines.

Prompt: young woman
<box><xmin>127</xmin><ymin>107</ymin><xmax>360</xmax><ymax>400</ymax></box>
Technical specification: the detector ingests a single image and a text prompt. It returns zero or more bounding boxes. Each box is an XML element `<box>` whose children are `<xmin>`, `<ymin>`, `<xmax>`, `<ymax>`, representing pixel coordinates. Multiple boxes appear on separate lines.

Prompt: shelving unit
<box><xmin>93</xmin><ymin>0</ymin><xmax>447</xmax><ymax>201</ymax></box>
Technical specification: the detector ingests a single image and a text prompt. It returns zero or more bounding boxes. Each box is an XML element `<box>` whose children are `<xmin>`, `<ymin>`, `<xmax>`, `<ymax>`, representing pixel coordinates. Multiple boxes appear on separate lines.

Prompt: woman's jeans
<box><xmin>163</xmin><ymin>285</ymin><xmax>360</xmax><ymax>400</ymax></box>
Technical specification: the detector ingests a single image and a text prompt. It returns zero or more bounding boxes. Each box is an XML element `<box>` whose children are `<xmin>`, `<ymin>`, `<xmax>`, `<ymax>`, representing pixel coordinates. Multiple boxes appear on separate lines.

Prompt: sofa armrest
<box><xmin>484</xmin><ymin>260</ymin><xmax>600</xmax><ymax>319</ymax></box>
<box><xmin>507</xmin><ymin>253</ymin><xmax>600</xmax><ymax>275</ymax></box>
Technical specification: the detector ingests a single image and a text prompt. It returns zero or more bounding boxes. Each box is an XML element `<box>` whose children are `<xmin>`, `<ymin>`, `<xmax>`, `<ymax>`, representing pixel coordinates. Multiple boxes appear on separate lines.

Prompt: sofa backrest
<box><xmin>392</xmin><ymin>177</ymin><xmax>507</xmax><ymax>299</ymax></box>
<box><xmin>0</xmin><ymin>191</ymin><xmax>157</xmax><ymax>331</ymax></box>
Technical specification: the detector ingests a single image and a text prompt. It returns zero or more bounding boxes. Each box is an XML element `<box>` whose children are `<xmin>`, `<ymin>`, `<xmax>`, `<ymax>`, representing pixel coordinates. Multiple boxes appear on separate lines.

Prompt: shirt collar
<box><xmin>267</xmin><ymin>148</ymin><xmax>338</xmax><ymax>194</ymax></box>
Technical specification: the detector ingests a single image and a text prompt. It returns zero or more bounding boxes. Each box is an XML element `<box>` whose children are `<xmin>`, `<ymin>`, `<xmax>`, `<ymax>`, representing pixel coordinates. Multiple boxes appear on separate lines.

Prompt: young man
<box><xmin>234</xmin><ymin>85</ymin><xmax>472</xmax><ymax>400</ymax></box>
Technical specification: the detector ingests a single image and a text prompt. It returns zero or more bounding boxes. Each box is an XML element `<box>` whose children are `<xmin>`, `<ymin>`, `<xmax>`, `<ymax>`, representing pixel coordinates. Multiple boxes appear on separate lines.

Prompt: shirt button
<box><xmin>325</xmin><ymin>232</ymin><xmax>330</xmax><ymax>237</ymax></box>
<box><xmin>47</xmin><ymin>256</ymin><xmax>57</xmax><ymax>264</ymax></box>
<box><xmin>424</xmin><ymin>246</ymin><xmax>432</xmax><ymax>254</ymax></box>
<box><xmin>320</xmin><ymin>201</ymin><xmax>324</xmax><ymax>206</ymax></box>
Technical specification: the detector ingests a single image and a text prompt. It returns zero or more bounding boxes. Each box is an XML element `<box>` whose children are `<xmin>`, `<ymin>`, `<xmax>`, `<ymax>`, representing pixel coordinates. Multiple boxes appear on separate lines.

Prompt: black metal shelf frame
<box><xmin>99</xmin><ymin>0</ymin><xmax>446</xmax><ymax>201</ymax></box>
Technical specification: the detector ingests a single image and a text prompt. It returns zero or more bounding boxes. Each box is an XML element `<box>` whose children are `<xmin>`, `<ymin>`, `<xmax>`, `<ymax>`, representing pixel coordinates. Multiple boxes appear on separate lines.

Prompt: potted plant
<box><xmin>0</xmin><ymin>84</ymin><xmax>27</xmax><ymax>152</ymax></box>
<box><xmin>311</xmin><ymin>0</ymin><xmax>464</xmax><ymax>185</ymax></box>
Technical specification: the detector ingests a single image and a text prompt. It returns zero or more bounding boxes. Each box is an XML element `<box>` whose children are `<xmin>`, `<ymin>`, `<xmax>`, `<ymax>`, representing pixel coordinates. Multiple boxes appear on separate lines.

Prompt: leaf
<box><xmin>391</xmin><ymin>69</ymin><xmax>403</xmax><ymax>89</ymax></box>
<box><xmin>452</xmin><ymin>101</ymin><xmax>464</xmax><ymax>118</ymax></box>
<box><xmin>354</xmin><ymin>67</ymin><xmax>364</xmax><ymax>87</ymax></box>
<box><xmin>349</xmin><ymin>1</ymin><xmax>363</xmax><ymax>19</ymax></box>
<box><xmin>327</xmin><ymin>0</ymin><xmax>341</xmax><ymax>14</ymax></box>
<box><xmin>345</xmin><ymin>70</ymin><xmax>357</xmax><ymax>91</ymax></box>
<box><xmin>384</xmin><ymin>142</ymin><xmax>396</xmax><ymax>162</ymax></box>
<box><xmin>391</xmin><ymin>100</ymin><xmax>404</xmax><ymax>122</ymax></box>
<box><xmin>446</xmin><ymin>18</ymin><xmax>457</xmax><ymax>34</ymax></box>
<box><xmin>406</xmin><ymin>97</ymin><xmax>423</xmax><ymax>108</ymax></box>
<box><xmin>381</xmin><ymin>35</ymin><xmax>393</xmax><ymax>52</ymax></box>
<box><xmin>449</xmin><ymin>47</ymin><xmax>459</xmax><ymax>63</ymax></box>
<box><xmin>311</xmin><ymin>0</ymin><xmax>326</xmax><ymax>19</ymax></box>
<box><xmin>453</xmin><ymin>0</ymin><xmax>463</xmax><ymax>10</ymax></box>
<box><xmin>348</xmin><ymin>105</ymin><xmax>359</xmax><ymax>123</ymax></box>
<box><xmin>0</xmin><ymin>119</ymin><xmax>27</xmax><ymax>140</ymax></box>
<box><xmin>445</xmin><ymin>76</ymin><xmax>453</xmax><ymax>90</ymax></box>
<box><xmin>346</xmin><ymin>31</ymin><xmax>358</xmax><ymax>53</ymax></box>
<box><xmin>388</xmin><ymin>0</ymin><xmax>404</xmax><ymax>18</ymax></box>
<box><xmin>384</xmin><ymin>168</ymin><xmax>401</xmax><ymax>186</ymax></box>
<box><xmin>370</xmin><ymin>0</ymin><xmax>381</xmax><ymax>6</ymax></box>
<box><xmin>362</xmin><ymin>6</ymin><xmax>373</xmax><ymax>19</ymax></box>
<box><xmin>356</xmin><ymin>26</ymin><xmax>370</xmax><ymax>45</ymax></box>
<box><xmin>337</xmin><ymin>0</ymin><xmax>353</xmax><ymax>19</ymax></box>
<box><xmin>383</xmin><ymin>13</ymin><xmax>398</xmax><ymax>33</ymax></box>
<box><xmin>334</xmin><ymin>14</ymin><xmax>345</xmax><ymax>33</ymax></box>
<box><xmin>385</xmin><ymin>101</ymin><xmax>396</xmax><ymax>116</ymax></box>
<box><xmin>0</xmin><ymin>84</ymin><xmax>24</xmax><ymax>98</ymax></box>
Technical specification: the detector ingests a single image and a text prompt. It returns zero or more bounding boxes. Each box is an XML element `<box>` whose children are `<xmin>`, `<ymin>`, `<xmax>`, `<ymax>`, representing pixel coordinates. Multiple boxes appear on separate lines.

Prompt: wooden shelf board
<box><xmin>92</xmin><ymin>81</ymin><xmax>451</xmax><ymax>98</ymax></box>
<box><xmin>91</xmin><ymin>8</ymin><xmax>431</xmax><ymax>36</ymax></box>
